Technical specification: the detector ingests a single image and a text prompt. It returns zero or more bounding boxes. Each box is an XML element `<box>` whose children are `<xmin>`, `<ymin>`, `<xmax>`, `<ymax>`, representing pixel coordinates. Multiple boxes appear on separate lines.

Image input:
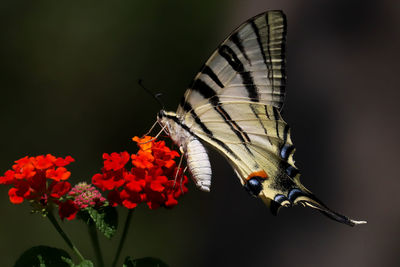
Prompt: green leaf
<box><xmin>87</xmin><ymin>206</ymin><xmax>118</xmax><ymax>239</ymax></box>
<box><xmin>123</xmin><ymin>256</ymin><xmax>169</xmax><ymax>267</ymax></box>
<box><xmin>61</xmin><ymin>258</ymin><xmax>94</xmax><ymax>267</ymax></box>
<box><xmin>14</xmin><ymin>245</ymin><xmax>71</xmax><ymax>267</ymax></box>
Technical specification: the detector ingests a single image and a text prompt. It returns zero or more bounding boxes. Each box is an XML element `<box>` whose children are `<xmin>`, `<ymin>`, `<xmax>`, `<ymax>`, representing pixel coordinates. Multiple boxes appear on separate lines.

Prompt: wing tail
<box><xmin>292</xmin><ymin>189</ymin><xmax>367</xmax><ymax>227</ymax></box>
<box><xmin>259</xmin><ymin>180</ymin><xmax>366</xmax><ymax>227</ymax></box>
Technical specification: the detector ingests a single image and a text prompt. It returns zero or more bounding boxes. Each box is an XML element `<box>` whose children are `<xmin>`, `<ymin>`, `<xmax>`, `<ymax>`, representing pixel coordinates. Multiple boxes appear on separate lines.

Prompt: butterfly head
<box><xmin>157</xmin><ymin>110</ymin><xmax>169</xmax><ymax>133</ymax></box>
<box><xmin>157</xmin><ymin>110</ymin><xmax>175</xmax><ymax>131</ymax></box>
<box><xmin>157</xmin><ymin>109</ymin><xmax>166</xmax><ymax>120</ymax></box>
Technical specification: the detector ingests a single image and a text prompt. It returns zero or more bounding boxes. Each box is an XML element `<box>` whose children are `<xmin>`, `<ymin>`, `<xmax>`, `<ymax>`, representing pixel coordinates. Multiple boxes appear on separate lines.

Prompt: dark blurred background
<box><xmin>0</xmin><ymin>0</ymin><xmax>399</xmax><ymax>266</ymax></box>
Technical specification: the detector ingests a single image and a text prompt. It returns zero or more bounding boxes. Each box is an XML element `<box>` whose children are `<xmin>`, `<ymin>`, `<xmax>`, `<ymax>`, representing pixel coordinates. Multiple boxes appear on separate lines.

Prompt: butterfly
<box><xmin>156</xmin><ymin>10</ymin><xmax>365</xmax><ymax>226</ymax></box>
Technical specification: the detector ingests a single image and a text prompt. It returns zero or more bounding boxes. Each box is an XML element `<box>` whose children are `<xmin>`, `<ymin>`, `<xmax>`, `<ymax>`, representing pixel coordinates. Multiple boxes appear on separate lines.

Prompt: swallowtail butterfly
<box><xmin>157</xmin><ymin>10</ymin><xmax>365</xmax><ymax>226</ymax></box>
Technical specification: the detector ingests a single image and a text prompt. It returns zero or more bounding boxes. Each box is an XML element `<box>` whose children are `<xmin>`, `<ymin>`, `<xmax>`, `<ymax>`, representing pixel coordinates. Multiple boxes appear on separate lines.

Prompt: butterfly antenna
<box><xmin>138</xmin><ymin>79</ymin><xmax>165</xmax><ymax>109</ymax></box>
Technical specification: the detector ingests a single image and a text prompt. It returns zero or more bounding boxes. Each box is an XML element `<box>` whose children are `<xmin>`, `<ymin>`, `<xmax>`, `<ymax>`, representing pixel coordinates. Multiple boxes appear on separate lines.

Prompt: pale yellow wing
<box><xmin>177</xmin><ymin>10</ymin><xmax>287</xmax><ymax>118</ymax></box>
<box><xmin>183</xmin><ymin>101</ymin><xmax>365</xmax><ymax>226</ymax></box>
<box><xmin>170</xmin><ymin>10</ymin><xmax>365</xmax><ymax>226</ymax></box>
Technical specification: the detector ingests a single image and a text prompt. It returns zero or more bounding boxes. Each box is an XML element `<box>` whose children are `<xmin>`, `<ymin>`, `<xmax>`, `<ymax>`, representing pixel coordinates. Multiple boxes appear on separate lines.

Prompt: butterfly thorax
<box><xmin>157</xmin><ymin>110</ymin><xmax>194</xmax><ymax>150</ymax></box>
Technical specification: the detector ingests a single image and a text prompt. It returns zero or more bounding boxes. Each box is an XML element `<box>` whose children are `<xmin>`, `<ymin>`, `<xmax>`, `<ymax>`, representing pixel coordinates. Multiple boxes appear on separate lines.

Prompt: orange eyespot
<box><xmin>246</xmin><ymin>170</ymin><xmax>268</xmax><ymax>181</ymax></box>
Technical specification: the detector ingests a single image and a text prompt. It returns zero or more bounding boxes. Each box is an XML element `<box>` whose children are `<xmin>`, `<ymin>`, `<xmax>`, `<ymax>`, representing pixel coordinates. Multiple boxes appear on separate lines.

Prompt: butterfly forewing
<box><xmin>177</xmin><ymin>10</ymin><xmax>287</xmax><ymax>117</ymax></box>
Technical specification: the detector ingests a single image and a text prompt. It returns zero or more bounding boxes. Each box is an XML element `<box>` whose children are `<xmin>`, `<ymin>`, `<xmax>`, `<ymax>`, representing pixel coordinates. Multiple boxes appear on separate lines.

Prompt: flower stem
<box><xmin>111</xmin><ymin>209</ymin><xmax>133</xmax><ymax>267</ymax></box>
<box><xmin>88</xmin><ymin>220</ymin><xmax>105</xmax><ymax>267</ymax></box>
<box><xmin>47</xmin><ymin>212</ymin><xmax>85</xmax><ymax>262</ymax></box>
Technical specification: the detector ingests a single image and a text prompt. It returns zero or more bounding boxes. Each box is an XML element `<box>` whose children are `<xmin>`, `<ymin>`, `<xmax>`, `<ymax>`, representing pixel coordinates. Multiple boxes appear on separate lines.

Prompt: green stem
<box><xmin>88</xmin><ymin>220</ymin><xmax>105</xmax><ymax>267</ymax></box>
<box><xmin>47</xmin><ymin>212</ymin><xmax>85</xmax><ymax>262</ymax></box>
<box><xmin>111</xmin><ymin>209</ymin><xmax>133</xmax><ymax>267</ymax></box>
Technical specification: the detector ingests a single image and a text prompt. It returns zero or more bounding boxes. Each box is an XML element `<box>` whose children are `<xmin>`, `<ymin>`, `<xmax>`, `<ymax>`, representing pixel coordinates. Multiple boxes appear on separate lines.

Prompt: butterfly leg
<box><xmin>139</xmin><ymin>125</ymin><xmax>168</xmax><ymax>145</ymax></box>
<box><xmin>180</xmin><ymin>166</ymin><xmax>188</xmax><ymax>194</ymax></box>
<box><xmin>141</xmin><ymin>120</ymin><xmax>159</xmax><ymax>137</ymax></box>
<box><xmin>173</xmin><ymin>149</ymin><xmax>185</xmax><ymax>189</ymax></box>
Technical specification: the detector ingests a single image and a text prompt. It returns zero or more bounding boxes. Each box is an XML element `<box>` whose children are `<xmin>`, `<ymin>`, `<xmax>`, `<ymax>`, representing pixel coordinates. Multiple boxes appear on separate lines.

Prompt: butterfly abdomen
<box><xmin>187</xmin><ymin>138</ymin><xmax>212</xmax><ymax>192</ymax></box>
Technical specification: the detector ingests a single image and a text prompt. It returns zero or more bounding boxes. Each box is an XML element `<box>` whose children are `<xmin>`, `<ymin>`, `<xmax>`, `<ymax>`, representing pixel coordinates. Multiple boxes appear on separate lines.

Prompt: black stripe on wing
<box><xmin>280</xmin><ymin>124</ymin><xmax>295</xmax><ymax>160</ymax></box>
<box><xmin>265</xmin><ymin>14</ymin><xmax>274</xmax><ymax>94</ymax></box>
<box><xmin>231</xmin><ymin>32</ymin><xmax>250</xmax><ymax>64</ymax></box>
<box><xmin>250</xmin><ymin>104</ymin><xmax>273</xmax><ymax>145</ymax></box>
<box><xmin>250</xmin><ymin>20</ymin><xmax>268</xmax><ymax>67</ymax></box>
<box><xmin>273</xmin><ymin>106</ymin><xmax>281</xmax><ymax>138</ymax></box>
<box><xmin>218</xmin><ymin>45</ymin><xmax>259</xmax><ymax>102</ymax></box>
<box><xmin>202</xmin><ymin>66</ymin><xmax>225</xmax><ymax>88</ymax></box>
<box><xmin>191</xmin><ymin>79</ymin><xmax>252</xmax><ymax>147</ymax></box>
<box><xmin>266</xmin><ymin>11</ymin><xmax>287</xmax><ymax>109</ymax></box>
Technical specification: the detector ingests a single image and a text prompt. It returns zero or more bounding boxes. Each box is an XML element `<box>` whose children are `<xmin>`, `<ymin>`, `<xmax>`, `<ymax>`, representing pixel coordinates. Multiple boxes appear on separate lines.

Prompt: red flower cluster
<box><xmin>0</xmin><ymin>154</ymin><xmax>74</xmax><ymax>207</ymax></box>
<box><xmin>92</xmin><ymin>136</ymin><xmax>188</xmax><ymax>209</ymax></box>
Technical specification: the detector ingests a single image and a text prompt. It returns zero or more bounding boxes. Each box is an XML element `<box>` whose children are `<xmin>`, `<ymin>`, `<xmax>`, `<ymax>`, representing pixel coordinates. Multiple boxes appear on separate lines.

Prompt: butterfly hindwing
<box><xmin>185</xmin><ymin>101</ymin><xmax>299</xmax><ymax>197</ymax></box>
<box><xmin>178</xmin><ymin>95</ymin><xmax>365</xmax><ymax>226</ymax></box>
